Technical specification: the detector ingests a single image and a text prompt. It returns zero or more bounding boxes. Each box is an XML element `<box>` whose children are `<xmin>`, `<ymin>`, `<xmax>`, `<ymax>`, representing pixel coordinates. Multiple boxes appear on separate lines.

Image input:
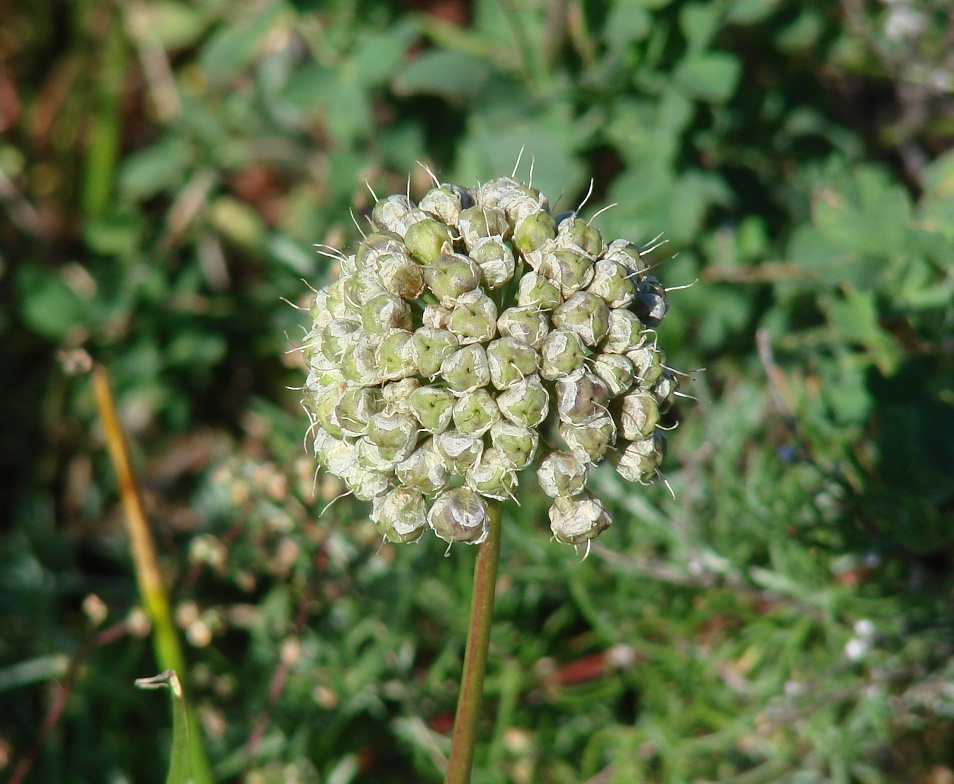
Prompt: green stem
<box><xmin>444</xmin><ymin>502</ymin><xmax>502</xmax><ymax>784</ymax></box>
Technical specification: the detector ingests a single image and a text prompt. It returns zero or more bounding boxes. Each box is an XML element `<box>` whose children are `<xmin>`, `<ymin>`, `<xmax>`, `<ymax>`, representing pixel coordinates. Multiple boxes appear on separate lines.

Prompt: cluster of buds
<box><xmin>302</xmin><ymin>174</ymin><xmax>679</xmax><ymax>546</ymax></box>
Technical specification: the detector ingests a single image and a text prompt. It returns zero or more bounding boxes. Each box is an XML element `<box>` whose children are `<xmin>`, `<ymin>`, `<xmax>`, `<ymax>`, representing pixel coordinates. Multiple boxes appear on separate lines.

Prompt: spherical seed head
<box><xmin>548</xmin><ymin>492</ymin><xmax>612</xmax><ymax>545</ymax></box>
<box><xmin>428</xmin><ymin>487</ymin><xmax>490</xmax><ymax>544</ymax></box>
<box><xmin>447</xmin><ymin>289</ymin><xmax>498</xmax><ymax>345</ymax></box>
<box><xmin>371</xmin><ymin>487</ymin><xmax>428</xmax><ymax>543</ymax></box>
<box><xmin>551</xmin><ymin>291</ymin><xmax>611</xmax><ymax>347</ymax></box>
<box><xmin>302</xmin><ymin>172</ymin><xmax>684</xmax><ymax>546</ymax></box>
<box><xmin>409</xmin><ymin>385</ymin><xmax>455</xmax><ymax>434</ymax></box>
<box><xmin>441</xmin><ymin>343</ymin><xmax>491</xmax><ymax>393</ymax></box>
<box><xmin>453</xmin><ymin>388</ymin><xmax>501</xmax><ymax>436</ymax></box>
<box><xmin>486</xmin><ymin>336</ymin><xmax>539</xmax><ymax>390</ymax></box>
<box><xmin>423</xmin><ymin>253</ymin><xmax>481</xmax><ymax>306</ymax></box>
<box><xmin>404</xmin><ymin>218</ymin><xmax>454</xmax><ymax>263</ymax></box>
<box><xmin>538</xmin><ymin>451</ymin><xmax>588</xmax><ymax>498</ymax></box>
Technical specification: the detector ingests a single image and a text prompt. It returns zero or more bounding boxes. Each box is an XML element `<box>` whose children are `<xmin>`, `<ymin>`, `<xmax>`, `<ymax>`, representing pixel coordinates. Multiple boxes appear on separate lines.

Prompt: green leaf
<box><xmin>199</xmin><ymin>5</ymin><xmax>284</xmax><ymax>85</ymax></box>
<box><xmin>119</xmin><ymin>138</ymin><xmax>193</xmax><ymax>201</ymax></box>
<box><xmin>679</xmin><ymin>3</ymin><xmax>722</xmax><ymax>52</ymax></box>
<box><xmin>394</xmin><ymin>50</ymin><xmax>493</xmax><ymax>102</ymax></box>
<box><xmin>136</xmin><ymin>671</ymin><xmax>191</xmax><ymax>784</ymax></box>
<box><xmin>674</xmin><ymin>51</ymin><xmax>741</xmax><ymax>103</ymax></box>
<box><xmin>603</xmin><ymin>4</ymin><xmax>651</xmax><ymax>50</ymax></box>
<box><xmin>16</xmin><ymin>264</ymin><xmax>91</xmax><ymax>341</ymax></box>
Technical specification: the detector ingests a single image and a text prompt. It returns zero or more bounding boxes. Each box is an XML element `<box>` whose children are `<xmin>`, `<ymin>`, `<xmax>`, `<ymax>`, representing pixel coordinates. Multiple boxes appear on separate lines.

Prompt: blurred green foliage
<box><xmin>1</xmin><ymin>0</ymin><xmax>953</xmax><ymax>782</ymax></box>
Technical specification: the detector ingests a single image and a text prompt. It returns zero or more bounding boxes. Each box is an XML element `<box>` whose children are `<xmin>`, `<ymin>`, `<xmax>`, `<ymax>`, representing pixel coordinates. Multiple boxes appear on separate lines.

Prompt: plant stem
<box><xmin>444</xmin><ymin>501</ymin><xmax>503</xmax><ymax>784</ymax></box>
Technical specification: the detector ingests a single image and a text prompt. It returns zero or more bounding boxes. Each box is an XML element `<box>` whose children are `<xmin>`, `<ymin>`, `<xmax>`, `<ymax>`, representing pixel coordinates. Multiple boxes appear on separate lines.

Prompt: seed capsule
<box><xmin>449</xmin><ymin>388</ymin><xmax>499</xmax><ymax>436</ymax></box>
<box><xmin>617</xmin><ymin>389</ymin><xmax>660</xmax><ymax>441</ymax></box>
<box><xmin>435</xmin><ymin>429</ymin><xmax>484</xmax><ymax>475</ymax></box>
<box><xmin>334</xmin><ymin>387</ymin><xmax>384</xmax><ymax>436</ymax></box>
<box><xmin>489</xmin><ymin>420</ymin><xmax>539</xmax><ymax>470</ymax></box>
<box><xmin>486</xmin><ymin>337</ymin><xmax>539</xmax><ymax>390</ymax></box>
<box><xmin>611</xmin><ymin>432</ymin><xmax>667</xmax><ymax>483</ymax></box>
<box><xmin>423</xmin><ymin>253</ymin><xmax>481</xmax><ymax>306</ymax></box>
<box><xmin>548</xmin><ymin>492</ymin><xmax>611</xmax><ymax>545</ymax></box>
<box><xmin>404</xmin><ymin>218</ymin><xmax>454</xmax><ymax>263</ymax></box>
<box><xmin>419</xmin><ymin>183</ymin><xmax>471</xmax><ymax>228</ymax></box>
<box><xmin>371</xmin><ymin>487</ymin><xmax>428</xmax><ymax>543</ymax></box>
<box><xmin>320</xmin><ymin>318</ymin><xmax>361</xmax><ymax>364</ymax></box>
<box><xmin>533</xmin><ymin>247</ymin><xmax>595</xmax><ymax>297</ymax></box>
<box><xmin>603</xmin><ymin>238</ymin><xmax>647</xmax><ymax>276</ymax></box>
<box><xmin>355</xmin><ymin>231</ymin><xmax>405</xmax><ymax>270</ymax></box>
<box><xmin>555</xmin><ymin>214</ymin><xmax>604</xmax><ymax>258</ymax></box>
<box><xmin>513</xmin><ymin>210</ymin><xmax>557</xmax><ymax>253</ymax></box>
<box><xmin>343</xmin><ymin>463</ymin><xmax>392</xmax><ymax>501</ymax></box>
<box><xmin>428</xmin><ymin>487</ymin><xmax>491</xmax><ymax>544</ymax></box>
<box><xmin>371</xmin><ymin>194</ymin><xmax>415</xmax><ymax>234</ymax></box>
<box><xmin>458</xmin><ymin>205</ymin><xmax>509</xmax><ymax>249</ymax></box>
<box><xmin>626</xmin><ymin>345</ymin><xmax>665</xmax><ymax>386</ymax></box>
<box><xmin>356</xmin><ymin>437</ymin><xmax>397</xmax><ymax>473</ymax></box>
<box><xmin>360</xmin><ymin>292</ymin><xmax>412</xmax><ymax>335</ymax></box>
<box><xmin>411</xmin><ymin>326</ymin><xmax>459</xmax><ymax>378</ymax></box>
<box><xmin>538</xmin><ymin>328</ymin><xmax>587</xmax><ymax>381</ymax></box>
<box><xmin>555</xmin><ymin>372</ymin><xmax>609</xmax><ymax>425</ymax></box>
<box><xmin>633</xmin><ymin>276</ymin><xmax>668</xmax><ymax>326</ymax></box>
<box><xmin>441</xmin><ymin>344</ymin><xmax>491</xmax><ymax>394</ymax></box>
<box><xmin>467</xmin><ymin>447</ymin><xmax>517</xmax><ymax>501</ymax></box>
<box><xmin>409</xmin><ymin>386</ymin><xmax>455</xmax><ymax>434</ymax></box>
<box><xmin>552</xmin><ymin>291</ymin><xmax>610</xmax><ymax>347</ymax></box>
<box><xmin>447</xmin><ymin>289</ymin><xmax>498</xmax><ymax>345</ymax></box>
<box><xmin>590</xmin><ymin>353</ymin><xmax>635</xmax><ymax>398</ymax></box>
<box><xmin>422</xmin><ymin>303</ymin><xmax>452</xmax><ymax>329</ymax></box>
<box><xmin>517</xmin><ymin>271</ymin><xmax>563</xmax><ymax>311</ymax></box>
<box><xmin>396</xmin><ymin>437</ymin><xmax>450</xmax><ymax>494</ymax></box>
<box><xmin>381</xmin><ymin>378</ymin><xmax>421</xmax><ymax>414</ymax></box>
<box><xmin>537</xmin><ymin>451</ymin><xmax>588</xmax><ymax>498</ymax></box>
<box><xmin>560</xmin><ymin>415</ymin><xmax>617</xmax><ymax>463</ymax></box>
<box><xmin>602</xmin><ymin>309</ymin><xmax>644</xmax><ymax>354</ymax></box>
<box><xmin>496</xmin><ymin>374</ymin><xmax>549</xmax><ymax>428</ymax></box>
<box><xmin>366</xmin><ymin>411</ymin><xmax>419</xmax><ymax>463</ymax></box>
<box><xmin>376</xmin><ymin>329</ymin><xmax>416</xmax><ymax>381</ymax></box>
<box><xmin>470</xmin><ymin>236</ymin><xmax>516</xmax><ymax>290</ymax></box>
<box><xmin>339</xmin><ymin>338</ymin><xmax>383</xmax><ymax>386</ymax></box>
<box><xmin>497</xmin><ymin>306</ymin><xmax>550</xmax><ymax>348</ymax></box>
<box><xmin>650</xmin><ymin>368</ymin><xmax>679</xmax><ymax>413</ymax></box>
<box><xmin>587</xmin><ymin>259</ymin><xmax>635</xmax><ymax>309</ymax></box>
<box><xmin>376</xmin><ymin>249</ymin><xmax>424</xmax><ymax>300</ymax></box>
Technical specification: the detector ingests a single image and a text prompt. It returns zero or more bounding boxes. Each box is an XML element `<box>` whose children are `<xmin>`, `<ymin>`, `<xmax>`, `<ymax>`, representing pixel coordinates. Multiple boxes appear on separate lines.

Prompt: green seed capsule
<box><xmin>617</xmin><ymin>389</ymin><xmax>660</xmax><ymax>440</ymax></box>
<box><xmin>555</xmin><ymin>214</ymin><xmax>604</xmax><ymax>258</ymax></box>
<box><xmin>306</xmin><ymin>382</ymin><xmax>346</xmax><ymax>439</ymax></box>
<box><xmin>396</xmin><ymin>437</ymin><xmax>450</xmax><ymax>494</ymax></box>
<box><xmin>317</xmin><ymin>434</ymin><xmax>358</xmax><ymax>476</ymax></box>
<box><xmin>458</xmin><ymin>205</ymin><xmax>509</xmax><ymax>249</ymax></box>
<box><xmin>423</xmin><ymin>253</ymin><xmax>481</xmax><ymax>306</ymax></box>
<box><xmin>355</xmin><ymin>231</ymin><xmax>405</xmax><ymax>269</ymax></box>
<box><xmin>342</xmin><ymin>269</ymin><xmax>387</xmax><ymax>308</ymax></box>
<box><xmin>435</xmin><ymin>429</ymin><xmax>485</xmax><ymax>475</ymax></box>
<box><xmin>376</xmin><ymin>329</ymin><xmax>416</xmax><ymax>381</ymax></box>
<box><xmin>496</xmin><ymin>374</ymin><xmax>549</xmax><ymax>427</ymax></box>
<box><xmin>603</xmin><ymin>238</ymin><xmax>647</xmax><ymax>275</ymax></box>
<box><xmin>517</xmin><ymin>271</ymin><xmax>563</xmax><ymax>311</ymax></box>
<box><xmin>404</xmin><ymin>218</ymin><xmax>454</xmax><ymax>263</ymax></box>
<box><xmin>441</xmin><ymin>344</ymin><xmax>491</xmax><ymax>393</ymax></box>
<box><xmin>452</xmin><ymin>388</ymin><xmax>501</xmax><ymax>436</ymax></box>
<box><xmin>538</xmin><ymin>328</ymin><xmax>587</xmax><ymax>381</ymax></box>
<box><xmin>587</xmin><ymin>259</ymin><xmax>635</xmax><ymax>309</ymax></box>
<box><xmin>411</xmin><ymin>326</ymin><xmax>459</xmax><ymax>378</ymax></box>
<box><xmin>356</xmin><ymin>437</ymin><xmax>397</xmax><ymax>473</ymax></box>
<box><xmin>537</xmin><ymin>451</ymin><xmax>589</xmax><ymax>498</ymax></box>
<box><xmin>470</xmin><ymin>236</ymin><xmax>516</xmax><ymax>290</ymax></box>
<box><xmin>560</xmin><ymin>414</ymin><xmax>617</xmax><ymax>463</ymax></box>
<box><xmin>650</xmin><ymin>368</ymin><xmax>679</xmax><ymax>413</ymax></box>
<box><xmin>486</xmin><ymin>337</ymin><xmax>539</xmax><ymax>390</ymax></box>
<box><xmin>467</xmin><ymin>447</ymin><xmax>517</xmax><ymax>501</ymax></box>
<box><xmin>513</xmin><ymin>210</ymin><xmax>557</xmax><ymax>253</ymax></box>
<box><xmin>377</xmin><ymin>250</ymin><xmax>424</xmax><ymax>300</ymax></box>
<box><xmin>343</xmin><ymin>463</ymin><xmax>392</xmax><ymax>501</ymax></box>
<box><xmin>422</xmin><ymin>303</ymin><xmax>452</xmax><ymax>329</ymax></box>
<box><xmin>334</xmin><ymin>386</ymin><xmax>384</xmax><ymax>437</ymax></box>
<box><xmin>409</xmin><ymin>386</ymin><xmax>456</xmax><ymax>433</ymax></box>
<box><xmin>489</xmin><ymin>420</ymin><xmax>539</xmax><ymax>470</ymax></box>
<box><xmin>428</xmin><ymin>487</ymin><xmax>490</xmax><ymax>545</ymax></box>
<box><xmin>548</xmin><ymin>492</ymin><xmax>612</xmax><ymax>545</ymax></box>
<box><xmin>367</xmin><ymin>411</ymin><xmax>419</xmax><ymax>462</ymax></box>
<box><xmin>371</xmin><ymin>487</ymin><xmax>428</xmax><ymax>543</ymax></box>
<box><xmin>447</xmin><ymin>289</ymin><xmax>498</xmax><ymax>345</ymax></box>
<box><xmin>320</xmin><ymin>318</ymin><xmax>361</xmax><ymax>364</ymax></box>
<box><xmin>381</xmin><ymin>378</ymin><xmax>421</xmax><ymax>414</ymax></box>
<box><xmin>555</xmin><ymin>372</ymin><xmax>610</xmax><ymax>425</ymax></box>
<box><xmin>611</xmin><ymin>432</ymin><xmax>667</xmax><ymax>483</ymax></box>
<box><xmin>339</xmin><ymin>338</ymin><xmax>383</xmax><ymax>386</ymax></box>
<box><xmin>590</xmin><ymin>352</ymin><xmax>635</xmax><ymax>398</ymax></box>
<box><xmin>497</xmin><ymin>306</ymin><xmax>550</xmax><ymax>348</ymax></box>
<box><xmin>419</xmin><ymin>183</ymin><xmax>470</xmax><ymax>228</ymax></box>
<box><xmin>552</xmin><ymin>291</ymin><xmax>610</xmax><ymax>347</ymax></box>
<box><xmin>479</xmin><ymin>177</ymin><xmax>548</xmax><ymax>225</ymax></box>
<box><xmin>360</xmin><ymin>292</ymin><xmax>412</xmax><ymax>335</ymax></box>
<box><xmin>602</xmin><ymin>309</ymin><xmax>645</xmax><ymax>354</ymax></box>
<box><xmin>371</xmin><ymin>194</ymin><xmax>414</xmax><ymax>234</ymax></box>
<box><xmin>627</xmin><ymin>345</ymin><xmax>665</xmax><ymax>386</ymax></box>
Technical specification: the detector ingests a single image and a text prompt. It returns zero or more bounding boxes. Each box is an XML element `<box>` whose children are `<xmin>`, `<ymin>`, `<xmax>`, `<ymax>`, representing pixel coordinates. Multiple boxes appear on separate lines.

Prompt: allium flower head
<box><xmin>302</xmin><ymin>174</ymin><xmax>678</xmax><ymax>545</ymax></box>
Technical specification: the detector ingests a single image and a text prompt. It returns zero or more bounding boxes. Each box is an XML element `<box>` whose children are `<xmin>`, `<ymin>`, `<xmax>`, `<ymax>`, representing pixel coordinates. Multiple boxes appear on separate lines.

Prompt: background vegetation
<box><xmin>2</xmin><ymin>0</ymin><xmax>953</xmax><ymax>782</ymax></box>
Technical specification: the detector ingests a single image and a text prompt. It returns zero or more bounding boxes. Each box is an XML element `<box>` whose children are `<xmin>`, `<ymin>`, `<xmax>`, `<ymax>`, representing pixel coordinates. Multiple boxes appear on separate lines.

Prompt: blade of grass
<box><xmin>92</xmin><ymin>365</ymin><xmax>214</xmax><ymax>784</ymax></box>
<box><xmin>136</xmin><ymin>671</ymin><xmax>191</xmax><ymax>784</ymax></box>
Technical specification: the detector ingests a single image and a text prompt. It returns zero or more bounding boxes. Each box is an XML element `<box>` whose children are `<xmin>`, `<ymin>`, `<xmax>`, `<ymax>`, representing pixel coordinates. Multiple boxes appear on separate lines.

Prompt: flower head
<box><xmin>302</xmin><ymin>175</ymin><xmax>677</xmax><ymax>545</ymax></box>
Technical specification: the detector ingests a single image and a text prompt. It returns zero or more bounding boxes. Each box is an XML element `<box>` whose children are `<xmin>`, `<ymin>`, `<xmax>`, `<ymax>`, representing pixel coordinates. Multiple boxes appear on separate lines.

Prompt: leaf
<box><xmin>674</xmin><ymin>51</ymin><xmax>741</xmax><ymax>103</ymax></box>
<box><xmin>603</xmin><ymin>4</ymin><xmax>651</xmax><ymax>50</ymax></box>
<box><xmin>394</xmin><ymin>50</ymin><xmax>493</xmax><ymax>102</ymax></box>
<box><xmin>679</xmin><ymin>3</ymin><xmax>722</xmax><ymax>52</ymax></box>
<box><xmin>136</xmin><ymin>671</ymin><xmax>191</xmax><ymax>784</ymax></box>
<box><xmin>119</xmin><ymin>138</ymin><xmax>193</xmax><ymax>201</ymax></box>
<box><xmin>199</xmin><ymin>5</ymin><xmax>284</xmax><ymax>85</ymax></box>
